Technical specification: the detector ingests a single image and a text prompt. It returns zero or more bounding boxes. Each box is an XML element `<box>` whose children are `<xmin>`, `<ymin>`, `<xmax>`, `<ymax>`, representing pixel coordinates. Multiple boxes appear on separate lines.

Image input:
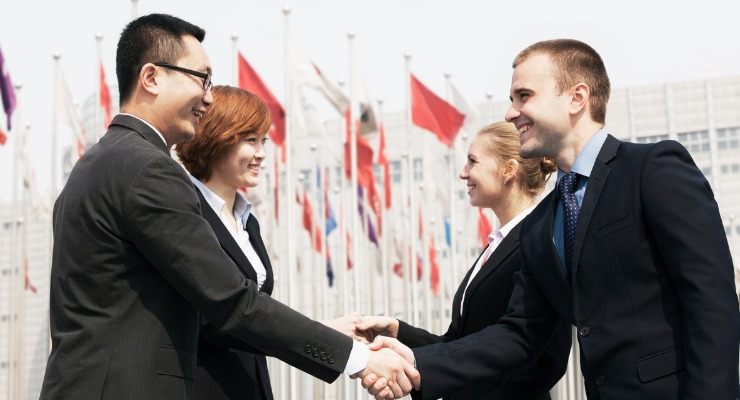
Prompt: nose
<box><xmin>459</xmin><ymin>164</ymin><xmax>469</xmax><ymax>180</ymax></box>
<box><xmin>504</xmin><ymin>104</ymin><xmax>519</xmax><ymax>123</ymax></box>
<box><xmin>255</xmin><ymin>142</ymin><xmax>266</xmax><ymax>160</ymax></box>
<box><xmin>202</xmin><ymin>87</ymin><xmax>214</xmax><ymax>106</ymax></box>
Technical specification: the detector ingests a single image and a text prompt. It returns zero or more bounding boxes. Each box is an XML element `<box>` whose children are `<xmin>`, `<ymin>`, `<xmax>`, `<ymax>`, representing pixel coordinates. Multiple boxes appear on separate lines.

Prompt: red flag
<box><xmin>99</xmin><ymin>62</ymin><xmax>112</xmax><ymax>130</ymax></box>
<box><xmin>0</xmin><ymin>126</ymin><xmax>6</xmax><ymax>145</ymax></box>
<box><xmin>238</xmin><ymin>52</ymin><xmax>285</xmax><ymax>159</ymax></box>
<box><xmin>302</xmin><ymin>191</ymin><xmax>312</xmax><ymax>232</ymax></box>
<box><xmin>344</xmin><ymin>110</ymin><xmax>382</xmax><ymax>236</ymax></box>
<box><xmin>378</xmin><ymin>123</ymin><xmax>391</xmax><ymax>210</ymax></box>
<box><xmin>477</xmin><ymin>208</ymin><xmax>492</xmax><ymax>250</ymax></box>
<box><xmin>24</xmin><ymin>255</ymin><xmax>37</xmax><ymax>294</ymax></box>
<box><xmin>346</xmin><ymin>232</ymin><xmax>353</xmax><ymax>270</ymax></box>
<box><xmin>273</xmin><ymin>150</ymin><xmax>279</xmax><ymax>221</ymax></box>
<box><xmin>313</xmin><ymin>225</ymin><xmax>322</xmax><ymax>253</ymax></box>
<box><xmin>429</xmin><ymin>236</ymin><xmax>439</xmax><ymax>295</ymax></box>
<box><xmin>410</xmin><ymin>74</ymin><xmax>465</xmax><ymax>147</ymax></box>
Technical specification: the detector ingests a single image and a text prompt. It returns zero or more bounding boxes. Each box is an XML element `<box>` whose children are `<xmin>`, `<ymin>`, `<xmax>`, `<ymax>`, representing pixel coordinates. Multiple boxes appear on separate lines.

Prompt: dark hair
<box><xmin>116</xmin><ymin>13</ymin><xmax>206</xmax><ymax>105</ymax></box>
<box><xmin>513</xmin><ymin>39</ymin><xmax>611</xmax><ymax>124</ymax></box>
<box><xmin>477</xmin><ymin>122</ymin><xmax>556</xmax><ymax>198</ymax></box>
<box><xmin>176</xmin><ymin>85</ymin><xmax>271</xmax><ymax>181</ymax></box>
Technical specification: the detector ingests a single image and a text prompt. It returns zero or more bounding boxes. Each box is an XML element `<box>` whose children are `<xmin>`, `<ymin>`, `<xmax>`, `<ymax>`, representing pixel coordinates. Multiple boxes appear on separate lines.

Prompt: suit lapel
<box><xmin>195</xmin><ymin>188</ymin><xmax>259</xmax><ymax>284</ymax></box>
<box><xmin>109</xmin><ymin>114</ymin><xmax>169</xmax><ymax>154</ymax></box>
<box><xmin>571</xmin><ymin>135</ymin><xmax>619</xmax><ymax>278</ymax></box>
<box><xmin>245</xmin><ymin>215</ymin><xmax>274</xmax><ymax>295</ymax></box>
<box><xmin>450</xmin><ymin>263</ymin><xmax>476</xmax><ymax>335</ymax></box>
<box><xmin>540</xmin><ymin>192</ymin><xmax>573</xmax><ymax>296</ymax></box>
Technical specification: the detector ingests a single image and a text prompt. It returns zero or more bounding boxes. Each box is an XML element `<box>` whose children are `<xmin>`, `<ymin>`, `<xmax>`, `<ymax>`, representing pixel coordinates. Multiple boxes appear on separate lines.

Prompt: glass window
<box><xmin>390</xmin><ymin>160</ymin><xmax>402</xmax><ymax>183</ymax></box>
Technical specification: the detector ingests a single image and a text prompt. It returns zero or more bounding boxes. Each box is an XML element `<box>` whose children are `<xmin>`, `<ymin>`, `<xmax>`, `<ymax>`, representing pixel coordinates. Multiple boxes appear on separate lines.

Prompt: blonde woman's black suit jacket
<box><xmin>193</xmin><ymin>187</ymin><xmax>275</xmax><ymax>400</ymax></box>
<box><xmin>40</xmin><ymin>115</ymin><xmax>352</xmax><ymax>400</ymax></box>
<box><xmin>397</xmin><ymin>222</ymin><xmax>571</xmax><ymax>400</ymax></box>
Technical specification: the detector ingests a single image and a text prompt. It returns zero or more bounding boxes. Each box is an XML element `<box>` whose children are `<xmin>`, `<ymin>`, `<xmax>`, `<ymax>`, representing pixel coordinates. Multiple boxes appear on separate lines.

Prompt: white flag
<box><xmin>349</xmin><ymin>43</ymin><xmax>378</xmax><ymax>137</ymax></box>
<box><xmin>55</xmin><ymin>65</ymin><xmax>87</xmax><ymax>167</ymax></box>
<box><xmin>448</xmin><ymin>81</ymin><xmax>478</xmax><ymax>133</ymax></box>
<box><xmin>286</xmin><ymin>33</ymin><xmax>349</xmax><ymax>115</ymax></box>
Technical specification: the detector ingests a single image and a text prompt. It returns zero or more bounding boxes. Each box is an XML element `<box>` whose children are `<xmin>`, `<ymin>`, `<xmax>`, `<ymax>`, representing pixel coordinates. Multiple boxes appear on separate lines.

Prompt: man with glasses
<box><xmin>40</xmin><ymin>13</ymin><xmax>419</xmax><ymax>400</ymax></box>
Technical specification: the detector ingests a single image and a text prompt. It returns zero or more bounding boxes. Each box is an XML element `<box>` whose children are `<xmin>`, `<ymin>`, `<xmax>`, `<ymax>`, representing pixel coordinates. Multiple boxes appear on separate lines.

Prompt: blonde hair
<box><xmin>476</xmin><ymin>121</ymin><xmax>556</xmax><ymax>197</ymax></box>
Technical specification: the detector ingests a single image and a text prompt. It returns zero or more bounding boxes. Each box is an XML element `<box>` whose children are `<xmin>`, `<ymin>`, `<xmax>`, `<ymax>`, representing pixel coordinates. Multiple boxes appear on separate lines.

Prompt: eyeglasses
<box><xmin>154</xmin><ymin>63</ymin><xmax>212</xmax><ymax>92</ymax></box>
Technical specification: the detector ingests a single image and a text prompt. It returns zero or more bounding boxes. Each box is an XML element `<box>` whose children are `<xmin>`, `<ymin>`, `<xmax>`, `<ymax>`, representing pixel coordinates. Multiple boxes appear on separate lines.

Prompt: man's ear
<box><xmin>139</xmin><ymin>63</ymin><xmax>160</xmax><ymax>96</ymax></box>
<box><xmin>569</xmin><ymin>82</ymin><xmax>590</xmax><ymax>116</ymax></box>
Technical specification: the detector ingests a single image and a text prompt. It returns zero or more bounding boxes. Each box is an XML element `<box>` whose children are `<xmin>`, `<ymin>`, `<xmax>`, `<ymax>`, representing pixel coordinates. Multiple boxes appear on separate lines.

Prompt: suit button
<box><xmin>579</xmin><ymin>327</ymin><xmax>591</xmax><ymax>337</ymax></box>
<box><xmin>304</xmin><ymin>345</ymin><xmax>312</xmax><ymax>354</ymax></box>
<box><xmin>312</xmin><ymin>350</ymin><xmax>319</xmax><ymax>357</ymax></box>
<box><xmin>320</xmin><ymin>352</ymin><xmax>327</xmax><ymax>361</ymax></box>
<box><xmin>327</xmin><ymin>356</ymin><xmax>335</xmax><ymax>364</ymax></box>
<box><xmin>596</xmin><ymin>376</ymin><xmax>606</xmax><ymax>386</ymax></box>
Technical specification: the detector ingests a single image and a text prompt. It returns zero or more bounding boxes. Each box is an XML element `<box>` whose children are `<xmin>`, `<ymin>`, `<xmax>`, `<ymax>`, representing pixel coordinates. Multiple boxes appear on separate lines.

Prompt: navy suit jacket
<box><xmin>411</xmin><ymin>135</ymin><xmax>739</xmax><ymax>400</ymax></box>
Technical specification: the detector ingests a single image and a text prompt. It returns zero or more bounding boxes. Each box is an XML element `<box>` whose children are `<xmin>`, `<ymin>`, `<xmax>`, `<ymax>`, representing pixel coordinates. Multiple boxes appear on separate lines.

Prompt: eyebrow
<box><xmin>511</xmin><ymin>87</ymin><xmax>532</xmax><ymax>101</ymax></box>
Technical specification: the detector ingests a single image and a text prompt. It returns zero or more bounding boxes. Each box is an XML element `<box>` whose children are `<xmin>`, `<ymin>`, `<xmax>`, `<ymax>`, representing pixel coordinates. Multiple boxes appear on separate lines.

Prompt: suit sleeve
<box><xmin>640</xmin><ymin>140</ymin><xmax>739</xmax><ymax>398</ymax></box>
<box><xmin>411</xmin><ymin>257</ymin><xmax>564</xmax><ymax>400</ymax></box>
<box><xmin>198</xmin><ymin>316</ymin><xmax>267</xmax><ymax>355</ymax></box>
<box><xmin>123</xmin><ymin>155</ymin><xmax>352</xmax><ymax>383</ymax></box>
<box><xmin>396</xmin><ymin>320</ymin><xmax>452</xmax><ymax>348</ymax></box>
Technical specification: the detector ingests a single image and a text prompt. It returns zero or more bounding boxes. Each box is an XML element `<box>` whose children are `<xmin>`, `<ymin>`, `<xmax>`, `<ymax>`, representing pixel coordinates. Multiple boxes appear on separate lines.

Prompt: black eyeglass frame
<box><xmin>154</xmin><ymin>63</ymin><xmax>212</xmax><ymax>91</ymax></box>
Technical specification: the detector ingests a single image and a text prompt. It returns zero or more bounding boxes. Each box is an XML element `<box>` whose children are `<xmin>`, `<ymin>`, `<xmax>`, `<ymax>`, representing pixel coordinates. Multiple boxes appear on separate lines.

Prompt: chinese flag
<box><xmin>238</xmin><ymin>52</ymin><xmax>285</xmax><ymax>157</ymax></box>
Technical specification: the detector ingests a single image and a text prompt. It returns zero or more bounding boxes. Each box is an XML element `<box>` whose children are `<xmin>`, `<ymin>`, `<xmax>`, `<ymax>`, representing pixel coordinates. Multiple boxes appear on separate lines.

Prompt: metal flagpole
<box><xmin>443</xmin><ymin>71</ymin><xmax>457</xmax><ymax>334</ymax></box>
<box><xmin>378</xmin><ymin>97</ymin><xmax>391</xmax><ymax>317</ymax></box>
<box><xmin>231</xmin><ymin>34</ymin><xmax>238</xmax><ymax>87</ymax></box>
<box><xmin>8</xmin><ymin>83</ymin><xmax>21</xmax><ymax>400</ymax></box>
<box><xmin>404</xmin><ymin>52</ymin><xmax>419</xmax><ymax>326</ymax></box>
<box><xmin>95</xmin><ymin>33</ymin><xmax>103</xmax><ymax>142</ymax></box>
<box><xmin>130</xmin><ymin>0</ymin><xmax>138</xmax><ymax>20</ymax></box>
<box><xmin>283</xmin><ymin>6</ymin><xmax>298</xmax><ymax>399</ymax></box>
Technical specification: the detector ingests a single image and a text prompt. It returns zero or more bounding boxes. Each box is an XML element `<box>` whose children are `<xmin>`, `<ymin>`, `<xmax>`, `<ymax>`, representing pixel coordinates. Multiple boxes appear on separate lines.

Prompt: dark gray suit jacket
<box><xmin>41</xmin><ymin>114</ymin><xmax>352</xmax><ymax>399</ymax></box>
<box><xmin>412</xmin><ymin>136</ymin><xmax>739</xmax><ymax>400</ymax></box>
<box><xmin>400</xmin><ymin>222</ymin><xmax>571</xmax><ymax>400</ymax></box>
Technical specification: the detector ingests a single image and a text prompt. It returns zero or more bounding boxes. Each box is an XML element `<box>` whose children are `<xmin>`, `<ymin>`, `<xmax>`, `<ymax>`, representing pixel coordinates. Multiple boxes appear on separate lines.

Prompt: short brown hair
<box><xmin>513</xmin><ymin>39</ymin><xmax>610</xmax><ymax>124</ymax></box>
<box><xmin>477</xmin><ymin>122</ymin><xmax>556</xmax><ymax>198</ymax></box>
<box><xmin>177</xmin><ymin>85</ymin><xmax>271</xmax><ymax>180</ymax></box>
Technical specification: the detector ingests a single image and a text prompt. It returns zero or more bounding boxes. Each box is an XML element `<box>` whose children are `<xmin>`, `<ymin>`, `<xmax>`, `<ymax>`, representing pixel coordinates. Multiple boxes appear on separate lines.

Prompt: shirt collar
<box><xmin>190</xmin><ymin>176</ymin><xmax>253</xmax><ymax>229</ymax></box>
<box><xmin>557</xmin><ymin>129</ymin><xmax>608</xmax><ymax>180</ymax></box>
<box><xmin>488</xmin><ymin>204</ymin><xmax>536</xmax><ymax>243</ymax></box>
<box><xmin>120</xmin><ymin>113</ymin><xmax>168</xmax><ymax>148</ymax></box>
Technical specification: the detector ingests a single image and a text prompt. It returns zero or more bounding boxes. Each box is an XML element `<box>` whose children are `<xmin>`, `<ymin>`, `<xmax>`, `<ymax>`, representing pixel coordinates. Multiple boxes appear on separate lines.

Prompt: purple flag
<box><xmin>0</xmin><ymin>46</ymin><xmax>16</xmax><ymax>130</ymax></box>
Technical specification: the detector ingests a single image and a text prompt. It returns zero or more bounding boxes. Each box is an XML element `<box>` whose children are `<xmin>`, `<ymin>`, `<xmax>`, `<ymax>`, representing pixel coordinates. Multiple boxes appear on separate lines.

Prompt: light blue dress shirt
<box><xmin>553</xmin><ymin>130</ymin><xmax>608</xmax><ymax>270</ymax></box>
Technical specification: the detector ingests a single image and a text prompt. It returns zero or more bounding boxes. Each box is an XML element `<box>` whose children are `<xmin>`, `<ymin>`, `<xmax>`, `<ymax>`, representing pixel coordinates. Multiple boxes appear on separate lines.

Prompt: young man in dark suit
<box><xmin>364</xmin><ymin>39</ymin><xmax>739</xmax><ymax>400</ymax></box>
<box><xmin>40</xmin><ymin>13</ymin><xmax>418</xmax><ymax>400</ymax></box>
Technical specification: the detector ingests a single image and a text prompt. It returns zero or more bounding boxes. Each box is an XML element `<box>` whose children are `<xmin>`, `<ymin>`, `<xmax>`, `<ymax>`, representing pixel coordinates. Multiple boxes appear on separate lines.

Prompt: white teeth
<box><xmin>192</xmin><ymin>110</ymin><xmax>204</xmax><ymax>118</ymax></box>
<box><xmin>518</xmin><ymin>125</ymin><xmax>530</xmax><ymax>135</ymax></box>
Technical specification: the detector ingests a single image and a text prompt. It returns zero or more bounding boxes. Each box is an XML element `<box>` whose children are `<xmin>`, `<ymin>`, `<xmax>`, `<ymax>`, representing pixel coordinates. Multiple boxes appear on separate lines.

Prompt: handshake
<box><xmin>322</xmin><ymin>312</ymin><xmax>419</xmax><ymax>400</ymax></box>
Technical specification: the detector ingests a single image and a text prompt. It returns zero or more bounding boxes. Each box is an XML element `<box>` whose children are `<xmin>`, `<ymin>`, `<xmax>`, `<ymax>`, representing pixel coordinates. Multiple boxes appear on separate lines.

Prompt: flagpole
<box><xmin>283</xmin><ymin>6</ymin><xmax>298</xmax><ymax>400</ymax></box>
<box><xmin>404</xmin><ymin>52</ymin><xmax>419</xmax><ymax>326</ymax></box>
<box><xmin>486</xmin><ymin>91</ymin><xmax>494</xmax><ymax>123</ymax></box>
<box><xmin>459</xmin><ymin>132</ymin><xmax>470</xmax><ymax>281</ymax></box>
<box><xmin>94</xmin><ymin>33</ymin><xmax>103</xmax><ymax>143</ymax></box>
<box><xmin>130</xmin><ymin>0</ymin><xmax>138</xmax><ymax>20</ymax></box>
<box><xmin>444</xmin><ymin>72</ymin><xmax>457</xmax><ymax>333</ymax></box>
<box><xmin>347</xmin><ymin>31</ymin><xmax>361</xmax><ymax>315</ymax></box>
<box><xmin>8</xmin><ymin>82</ymin><xmax>21</xmax><ymax>400</ymax></box>
<box><xmin>231</xmin><ymin>34</ymin><xmax>238</xmax><ymax>86</ymax></box>
<box><xmin>378</xmin><ymin>97</ymin><xmax>391</xmax><ymax>317</ymax></box>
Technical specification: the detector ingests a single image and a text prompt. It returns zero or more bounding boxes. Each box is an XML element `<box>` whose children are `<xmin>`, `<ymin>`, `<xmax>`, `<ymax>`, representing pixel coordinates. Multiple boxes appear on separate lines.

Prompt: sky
<box><xmin>1</xmin><ymin>0</ymin><xmax>739</xmax><ymax>201</ymax></box>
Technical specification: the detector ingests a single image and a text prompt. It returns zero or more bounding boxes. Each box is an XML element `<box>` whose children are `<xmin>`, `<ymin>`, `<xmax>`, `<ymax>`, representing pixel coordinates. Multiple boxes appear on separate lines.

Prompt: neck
<box><xmin>492</xmin><ymin>188</ymin><xmax>535</xmax><ymax>228</ymax></box>
<box><xmin>203</xmin><ymin>178</ymin><xmax>238</xmax><ymax>212</ymax></box>
<box><xmin>555</xmin><ymin>121</ymin><xmax>603</xmax><ymax>172</ymax></box>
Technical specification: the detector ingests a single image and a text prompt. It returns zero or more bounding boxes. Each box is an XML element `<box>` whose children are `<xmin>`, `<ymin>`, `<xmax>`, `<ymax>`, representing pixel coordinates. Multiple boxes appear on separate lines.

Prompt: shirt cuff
<box><xmin>343</xmin><ymin>340</ymin><xmax>370</xmax><ymax>375</ymax></box>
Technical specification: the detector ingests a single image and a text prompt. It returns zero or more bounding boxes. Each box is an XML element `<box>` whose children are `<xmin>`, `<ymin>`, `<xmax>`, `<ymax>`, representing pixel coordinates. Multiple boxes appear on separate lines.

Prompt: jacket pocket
<box><xmin>156</xmin><ymin>345</ymin><xmax>197</xmax><ymax>379</ymax></box>
<box><xmin>635</xmin><ymin>346</ymin><xmax>685</xmax><ymax>382</ymax></box>
<box><xmin>593</xmin><ymin>214</ymin><xmax>633</xmax><ymax>240</ymax></box>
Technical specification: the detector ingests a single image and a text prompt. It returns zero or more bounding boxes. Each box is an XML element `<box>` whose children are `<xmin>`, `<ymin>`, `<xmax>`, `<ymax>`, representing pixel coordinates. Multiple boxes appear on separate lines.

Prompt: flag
<box><xmin>55</xmin><ymin>65</ymin><xmax>87</xmax><ymax>165</ymax></box>
<box><xmin>99</xmin><ymin>62</ymin><xmax>112</xmax><ymax>130</ymax></box>
<box><xmin>448</xmin><ymin>80</ymin><xmax>478</xmax><ymax>132</ymax></box>
<box><xmin>0</xmin><ymin>127</ymin><xmax>6</xmax><ymax>145</ymax></box>
<box><xmin>349</xmin><ymin>45</ymin><xmax>378</xmax><ymax>136</ymax></box>
<box><xmin>357</xmin><ymin>185</ymin><xmax>379</xmax><ymax>246</ymax></box>
<box><xmin>477</xmin><ymin>208</ymin><xmax>492</xmax><ymax>250</ymax></box>
<box><xmin>429</xmin><ymin>236</ymin><xmax>440</xmax><ymax>295</ymax></box>
<box><xmin>0</xmin><ymin>45</ymin><xmax>16</xmax><ymax>130</ymax></box>
<box><xmin>286</xmin><ymin>33</ymin><xmax>349</xmax><ymax>114</ymax></box>
<box><xmin>346</xmin><ymin>232</ymin><xmax>353</xmax><ymax>270</ymax></box>
<box><xmin>344</xmin><ymin>117</ymin><xmax>377</xmax><ymax>195</ymax></box>
<box><xmin>410</xmin><ymin>73</ymin><xmax>465</xmax><ymax>147</ymax></box>
<box><xmin>302</xmin><ymin>190</ymin><xmax>313</xmax><ymax>233</ymax></box>
<box><xmin>238</xmin><ymin>52</ymin><xmax>285</xmax><ymax>156</ymax></box>
<box><xmin>325</xmin><ymin>191</ymin><xmax>337</xmax><ymax>235</ymax></box>
<box><xmin>378</xmin><ymin>122</ymin><xmax>392</xmax><ymax>210</ymax></box>
<box><xmin>325</xmin><ymin>247</ymin><xmax>335</xmax><ymax>287</ymax></box>
<box><xmin>444</xmin><ymin>217</ymin><xmax>451</xmax><ymax>248</ymax></box>
<box><xmin>24</xmin><ymin>255</ymin><xmax>37</xmax><ymax>294</ymax></box>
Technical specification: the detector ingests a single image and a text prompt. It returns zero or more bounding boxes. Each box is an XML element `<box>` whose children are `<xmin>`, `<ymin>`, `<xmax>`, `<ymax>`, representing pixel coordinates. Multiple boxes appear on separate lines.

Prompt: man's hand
<box><xmin>319</xmin><ymin>312</ymin><xmax>368</xmax><ymax>343</ymax></box>
<box><xmin>355</xmin><ymin>315</ymin><xmax>400</xmax><ymax>343</ymax></box>
<box><xmin>354</xmin><ymin>342</ymin><xmax>420</xmax><ymax>400</ymax></box>
<box><xmin>357</xmin><ymin>336</ymin><xmax>420</xmax><ymax>399</ymax></box>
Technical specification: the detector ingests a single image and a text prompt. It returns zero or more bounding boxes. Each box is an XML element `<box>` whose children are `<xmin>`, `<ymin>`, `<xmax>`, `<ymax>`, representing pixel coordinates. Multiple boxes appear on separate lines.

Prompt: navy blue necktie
<box><xmin>559</xmin><ymin>172</ymin><xmax>580</xmax><ymax>278</ymax></box>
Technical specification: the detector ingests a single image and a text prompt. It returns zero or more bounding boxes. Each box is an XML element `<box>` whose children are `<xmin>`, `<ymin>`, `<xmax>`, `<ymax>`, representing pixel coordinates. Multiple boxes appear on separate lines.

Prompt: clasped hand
<box><xmin>324</xmin><ymin>313</ymin><xmax>419</xmax><ymax>399</ymax></box>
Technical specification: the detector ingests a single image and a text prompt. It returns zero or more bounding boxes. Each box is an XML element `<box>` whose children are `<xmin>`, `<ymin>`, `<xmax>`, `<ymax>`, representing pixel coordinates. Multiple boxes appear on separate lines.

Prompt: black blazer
<box><xmin>193</xmin><ymin>187</ymin><xmax>275</xmax><ymax>400</ymax></box>
<box><xmin>41</xmin><ymin>115</ymin><xmax>352</xmax><ymax>399</ymax></box>
<box><xmin>411</xmin><ymin>135</ymin><xmax>740</xmax><ymax>400</ymax></box>
<box><xmin>399</xmin><ymin>222</ymin><xmax>571</xmax><ymax>400</ymax></box>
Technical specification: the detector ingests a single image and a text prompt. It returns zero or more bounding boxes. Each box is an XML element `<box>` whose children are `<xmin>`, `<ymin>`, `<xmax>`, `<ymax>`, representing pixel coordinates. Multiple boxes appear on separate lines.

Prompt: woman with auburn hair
<box><xmin>357</xmin><ymin>122</ymin><xmax>572</xmax><ymax>400</ymax></box>
<box><xmin>177</xmin><ymin>85</ymin><xmax>360</xmax><ymax>400</ymax></box>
